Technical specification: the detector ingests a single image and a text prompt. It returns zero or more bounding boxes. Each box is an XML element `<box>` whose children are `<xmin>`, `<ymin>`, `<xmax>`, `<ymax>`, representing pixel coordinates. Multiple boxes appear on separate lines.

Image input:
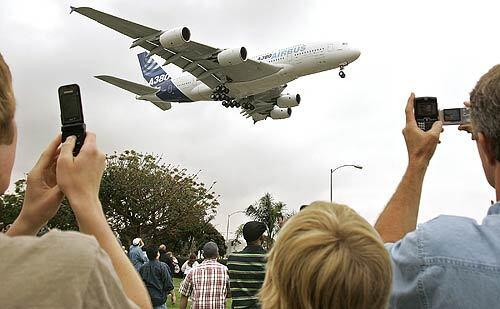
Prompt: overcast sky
<box><xmin>1</xmin><ymin>0</ymin><xmax>499</xmax><ymax>240</ymax></box>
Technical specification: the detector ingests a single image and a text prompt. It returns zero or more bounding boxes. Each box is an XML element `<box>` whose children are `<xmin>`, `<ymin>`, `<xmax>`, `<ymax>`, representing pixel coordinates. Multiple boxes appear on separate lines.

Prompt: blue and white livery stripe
<box><xmin>137</xmin><ymin>52</ymin><xmax>168</xmax><ymax>87</ymax></box>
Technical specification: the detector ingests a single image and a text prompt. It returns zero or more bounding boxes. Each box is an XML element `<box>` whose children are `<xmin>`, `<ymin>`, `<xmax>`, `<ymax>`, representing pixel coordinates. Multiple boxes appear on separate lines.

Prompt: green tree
<box><xmin>0</xmin><ymin>180</ymin><xmax>25</xmax><ymax>229</ymax></box>
<box><xmin>245</xmin><ymin>193</ymin><xmax>289</xmax><ymax>249</ymax></box>
<box><xmin>100</xmin><ymin>150</ymin><xmax>224</xmax><ymax>255</ymax></box>
<box><xmin>0</xmin><ymin>180</ymin><xmax>78</xmax><ymax>231</ymax></box>
<box><xmin>0</xmin><ymin>150</ymin><xmax>225</xmax><ymax>256</ymax></box>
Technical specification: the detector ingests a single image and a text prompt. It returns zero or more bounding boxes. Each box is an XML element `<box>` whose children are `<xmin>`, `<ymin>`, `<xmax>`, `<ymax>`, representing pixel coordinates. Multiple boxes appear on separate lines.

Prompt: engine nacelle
<box><xmin>159</xmin><ymin>27</ymin><xmax>191</xmax><ymax>49</ymax></box>
<box><xmin>217</xmin><ymin>47</ymin><xmax>247</xmax><ymax>66</ymax></box>
<box><xmin>276</xmin><ymin>93</ymin><xmax>301</xmax><ymax>108</ymax></box>
<box><xmin>270</xmin><ymin>107</ymin><xmax>292</xmax><ymax>120</ymax></box>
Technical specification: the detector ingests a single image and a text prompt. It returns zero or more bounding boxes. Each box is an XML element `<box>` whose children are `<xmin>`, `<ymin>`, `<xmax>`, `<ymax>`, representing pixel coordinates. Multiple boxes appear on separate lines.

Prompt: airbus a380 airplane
<box><xmin>71</xmin><ymin>7</ymin><xmax>361</xmax><ymax>123</ymax></box>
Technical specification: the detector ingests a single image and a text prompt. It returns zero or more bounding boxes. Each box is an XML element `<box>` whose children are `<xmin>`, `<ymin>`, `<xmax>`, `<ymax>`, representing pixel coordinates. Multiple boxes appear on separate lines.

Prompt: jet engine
<box><xmin>217</xmin><ymin>47</ymin><xmax>248</xmax><ymax>66</ymax></box>
<box><xmin>159</xmin><ymin>27</ymin><xmax>191</xmax><ymax>49</ymax></box>
<box><xmin>270</xmin><ymin>107</ymin><xmax>292</xmax><ymax>120</ymax></box>
<box><xmin>276</xmin><ymin>93</ymin><xmax>301</xmax><ymax>108</ymax></box>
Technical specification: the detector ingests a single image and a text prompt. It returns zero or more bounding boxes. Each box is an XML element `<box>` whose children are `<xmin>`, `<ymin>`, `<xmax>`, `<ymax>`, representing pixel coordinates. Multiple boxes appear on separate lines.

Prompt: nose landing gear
<box><xmin>339</xmin><ymin>65</ymin><xmax>346</xmax><ymax>78</ymax></box>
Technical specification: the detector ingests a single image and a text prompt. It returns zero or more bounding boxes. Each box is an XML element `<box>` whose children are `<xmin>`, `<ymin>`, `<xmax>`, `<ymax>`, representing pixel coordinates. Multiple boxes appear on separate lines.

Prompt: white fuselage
<box><xmin>169</xmin><ymin>42</ymin><xmax>360</xmax><ymax>102</ymax></box>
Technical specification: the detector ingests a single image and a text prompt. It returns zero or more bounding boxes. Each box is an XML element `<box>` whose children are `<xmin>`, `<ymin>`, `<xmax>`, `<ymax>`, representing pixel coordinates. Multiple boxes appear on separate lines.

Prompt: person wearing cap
<box><xmin>227</xmin><ymin>221</ymin><xmax>267</xmax><ymax>309</ymax></box>
<box><xmin>179</xmin><ymin>241</ymin><xmax>229</xmax><ymax>309</ymax></box>
<box><xmin>130</xmin><ymin>238</ymin><xmax>149</xmax><ymax>271</ymax></box>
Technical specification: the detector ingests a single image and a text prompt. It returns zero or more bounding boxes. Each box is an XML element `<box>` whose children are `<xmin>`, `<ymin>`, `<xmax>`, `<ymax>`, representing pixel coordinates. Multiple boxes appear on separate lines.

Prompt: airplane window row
<box><xmin>296</xmin><ymin>48</ymin><xmax>325</xmax><ymax>55</ymax></box>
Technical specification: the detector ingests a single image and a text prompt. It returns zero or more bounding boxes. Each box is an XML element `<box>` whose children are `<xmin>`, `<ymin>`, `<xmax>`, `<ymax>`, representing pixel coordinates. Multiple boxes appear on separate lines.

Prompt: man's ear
<box><xmin>477</xmin><ymin>132</ymin><xmax>497</xmax><ymax>165</ymax></box>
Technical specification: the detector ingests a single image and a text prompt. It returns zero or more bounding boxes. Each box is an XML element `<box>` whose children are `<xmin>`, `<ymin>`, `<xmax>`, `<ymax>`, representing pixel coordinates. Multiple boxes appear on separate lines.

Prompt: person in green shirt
<box><xmin>227</xmin><ymin>221</ymin><xmax>267</xmax><ymax>309</ymax></box>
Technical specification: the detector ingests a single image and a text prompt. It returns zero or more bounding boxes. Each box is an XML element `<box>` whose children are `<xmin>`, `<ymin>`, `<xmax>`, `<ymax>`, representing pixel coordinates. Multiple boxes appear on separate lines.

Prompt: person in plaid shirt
<box><xmin>179</xmin><ymin>242</ymin><xmax>229</xmax><ymax>309</ymax></box>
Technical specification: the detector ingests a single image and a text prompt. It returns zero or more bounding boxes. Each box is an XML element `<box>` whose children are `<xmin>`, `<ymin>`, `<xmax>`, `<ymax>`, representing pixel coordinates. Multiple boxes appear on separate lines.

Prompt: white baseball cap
<box><xmin>132</xmin><ymin>238</ymin><xmax>142</xmax><ymax>246</ymax></box>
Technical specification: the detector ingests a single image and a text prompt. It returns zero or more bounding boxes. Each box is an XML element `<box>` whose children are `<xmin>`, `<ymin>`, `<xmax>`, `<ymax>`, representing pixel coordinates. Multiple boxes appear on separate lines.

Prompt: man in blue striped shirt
<box><xmin>227</xmin><ymin>221</ymin><xmax>267</xmax><ymax>309</ymax></box>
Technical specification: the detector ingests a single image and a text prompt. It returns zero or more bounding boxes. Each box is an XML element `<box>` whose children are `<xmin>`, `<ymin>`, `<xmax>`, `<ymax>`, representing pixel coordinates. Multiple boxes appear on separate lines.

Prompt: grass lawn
<box><xmin>165</xmin><ymin>277</ymin><xmax>232</xmax><ymax>309</ymax></box>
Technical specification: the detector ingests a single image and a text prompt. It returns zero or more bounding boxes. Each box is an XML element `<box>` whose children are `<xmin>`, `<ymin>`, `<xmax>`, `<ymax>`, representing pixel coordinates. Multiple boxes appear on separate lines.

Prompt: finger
<box><xmin>430</xmin><ymin>120</ymin><xmax>443</xmax><ymax>136</ymax></box>
<box><xmin>80</xmin><ymin>132</ymin><xmax>96</xmax><ymax>153</ymax></box>
<box><xmin>59</xmin><ymin>136</ymin><xmax>76</xmax><ymax>163</ymax></box>
<box><xmin>458</xmin><ymin>124</ymin><xmax>473</xmax><ymax>132</ymax></box>
<box><xmin>405</xmin><ymin>92</ymin><xmax>417</xmax><ymax>126</ymax></box>
<box><xmin>45</xmin><ymin>185</ymin><xmax>65</xmax><ymax>212</ymax></box>
<box><xmin>35</xmin><ymin>135</ymin><xmax>62</xmax><ymax>169</ymax></box>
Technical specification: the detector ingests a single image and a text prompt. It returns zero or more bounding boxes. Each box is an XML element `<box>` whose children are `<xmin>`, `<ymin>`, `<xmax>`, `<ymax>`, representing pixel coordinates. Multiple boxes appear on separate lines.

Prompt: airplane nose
<box><xmin>349</xmin><ymin>49</ymin><xmax>361</xmax><ymax>62</ymax></box>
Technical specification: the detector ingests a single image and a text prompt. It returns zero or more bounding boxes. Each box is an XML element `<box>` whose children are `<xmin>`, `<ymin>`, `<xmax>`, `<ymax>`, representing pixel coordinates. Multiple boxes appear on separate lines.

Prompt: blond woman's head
<box><xmin>260</xmin><ymin>201</ymin><xmax>392</xmax><ymax>309</ymax></box>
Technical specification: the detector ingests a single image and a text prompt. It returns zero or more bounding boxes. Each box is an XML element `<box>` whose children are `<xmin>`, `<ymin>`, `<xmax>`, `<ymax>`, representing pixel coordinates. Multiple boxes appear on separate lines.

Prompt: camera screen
<box><xmin>443</xmin><ymin>108</ymin><xmax>461</xmax><ymax>122</ymax></box>
<box><xmin>416</xmin><ymin>102</ymin><xmax>437</xmax><ymax>117</ymax></box>
<box><xmin>61</xmin><ymin>92</ymin><xmax>82</xmax><ymax>123</ymax></box>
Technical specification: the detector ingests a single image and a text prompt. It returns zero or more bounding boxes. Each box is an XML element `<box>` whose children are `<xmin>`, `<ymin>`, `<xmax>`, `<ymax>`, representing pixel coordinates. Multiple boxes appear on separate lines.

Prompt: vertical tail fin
<box><xmin>137</xmin><ymin>52</ymin><xmax>169</xmax><ymax>87</ymax></box>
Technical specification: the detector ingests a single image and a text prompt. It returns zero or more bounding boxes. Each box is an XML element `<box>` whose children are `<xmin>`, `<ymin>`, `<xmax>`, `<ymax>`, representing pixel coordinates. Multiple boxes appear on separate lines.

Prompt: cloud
<box><xmin>1</xmin><ymin>0</ymin><xmax>498</xmax><ymax>238</ymax></box>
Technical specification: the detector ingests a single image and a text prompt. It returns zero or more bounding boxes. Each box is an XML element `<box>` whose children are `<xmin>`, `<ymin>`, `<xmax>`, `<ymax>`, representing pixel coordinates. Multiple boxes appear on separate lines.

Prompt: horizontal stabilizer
<box><xmin>150</xmin><ymin>101</ymin><xmax>172</xmax><ymax>111</ymax></box>
<box><xmin>95</xmin><ymin>75</ymin><xmax>158</xmax><ymax>95</ymax></box>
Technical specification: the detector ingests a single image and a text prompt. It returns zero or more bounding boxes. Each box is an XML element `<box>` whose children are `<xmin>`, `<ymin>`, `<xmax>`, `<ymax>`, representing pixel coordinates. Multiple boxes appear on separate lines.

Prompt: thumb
<box><xmin>45</xmin><ymin>186</ymin><xmax>65</xmax><ymax>211</ymax></box>
<box><xmin>59</xmin><ymin>136</ymin><xmax>76</xmax><ymax>162</ymax></box>
<box><xmin>430</xmin><ymin>121</ymin><xmax>443</xmax><ymax>135</ymax></box>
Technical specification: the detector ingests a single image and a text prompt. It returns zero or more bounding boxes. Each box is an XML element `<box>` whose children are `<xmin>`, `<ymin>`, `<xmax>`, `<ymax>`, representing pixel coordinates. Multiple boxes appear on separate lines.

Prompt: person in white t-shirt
<box><xmin>181</xmin><ymin>253</ymin><xmax>199</xmax><ymax>276</ymax></box>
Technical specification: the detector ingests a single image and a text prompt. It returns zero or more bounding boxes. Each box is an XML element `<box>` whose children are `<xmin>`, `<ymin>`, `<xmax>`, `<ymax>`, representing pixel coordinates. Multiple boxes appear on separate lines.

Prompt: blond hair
<box><xmin>260</xmin><ymin>202</ymin><xmax>392</xmax><ymax>309</ymax></box>
<box><xmin>0</xmin><ymin>53</ymin><xmax>15</xmax><ymax>145</ymax></box>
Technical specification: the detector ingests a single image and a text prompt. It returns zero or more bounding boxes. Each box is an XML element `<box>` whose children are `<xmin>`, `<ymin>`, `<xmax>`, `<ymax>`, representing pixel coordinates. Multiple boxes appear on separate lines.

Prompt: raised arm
<box><xmin>57</xmin><ymin>134</ymin><xmax>152</xmax><ymax>309</ymax></box>
<box><xmin>375</xmin><ymin>93</ymin><xmax>443</xmax><ymax>243</ymax></box>
<box><xmin>7</xmin><ymin>135</ymin><xmax>64</xmax><ymax>236</ymax></box>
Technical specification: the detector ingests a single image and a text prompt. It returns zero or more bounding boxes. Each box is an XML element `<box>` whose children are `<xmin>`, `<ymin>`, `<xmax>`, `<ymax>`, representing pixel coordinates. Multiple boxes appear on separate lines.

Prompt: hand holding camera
<box><xmin>403</xmin><ymin>93</ymin><xmax>443</xmax><ymax>167</ymax></box>
<box><xmin>56</xmin><ymin>84</ymin><xmax>106</xmax><ymax>221</ymax></box>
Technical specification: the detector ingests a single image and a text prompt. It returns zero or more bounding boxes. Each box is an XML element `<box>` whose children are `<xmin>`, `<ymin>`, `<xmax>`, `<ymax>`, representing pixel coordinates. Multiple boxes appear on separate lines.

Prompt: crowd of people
<box><xmin>0</xmin><ymin>50</ymin><xmax>499</xmax><ymax>309</ymax></box>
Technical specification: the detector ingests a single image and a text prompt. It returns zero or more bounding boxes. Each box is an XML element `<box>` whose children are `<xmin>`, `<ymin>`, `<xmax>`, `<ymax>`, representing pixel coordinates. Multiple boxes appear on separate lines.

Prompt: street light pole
<box><xmin>330</xmin><ymin>164</ymin><xmax>363</xmax><ymax>202</ymax></box>
<box><xmin>226</xmin><ymin>210</ymin><xmax>246</xmax><ymax>242</ymax></box>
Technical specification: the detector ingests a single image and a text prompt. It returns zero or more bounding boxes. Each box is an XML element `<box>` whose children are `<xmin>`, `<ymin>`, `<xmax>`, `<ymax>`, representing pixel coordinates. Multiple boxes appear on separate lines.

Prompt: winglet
<box><xmin>69</xmin><ymin>6</ymin><xmax>77</xmax><ymax>14</ymax></box>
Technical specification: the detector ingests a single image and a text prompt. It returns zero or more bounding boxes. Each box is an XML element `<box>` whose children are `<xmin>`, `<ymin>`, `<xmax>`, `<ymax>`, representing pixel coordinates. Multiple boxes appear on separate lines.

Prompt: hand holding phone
<box><xmin>58</xmin><ymin>84</ymin><xmax>86</xmax><ymax>156</ymax></box>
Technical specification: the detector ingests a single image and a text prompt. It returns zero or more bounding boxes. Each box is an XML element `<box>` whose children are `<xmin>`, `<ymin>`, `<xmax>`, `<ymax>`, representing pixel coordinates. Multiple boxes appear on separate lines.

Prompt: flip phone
<box><xmin>58</xmin><ymin>84</ymin><xmax>86</xmax><ymax>156</ymax></box>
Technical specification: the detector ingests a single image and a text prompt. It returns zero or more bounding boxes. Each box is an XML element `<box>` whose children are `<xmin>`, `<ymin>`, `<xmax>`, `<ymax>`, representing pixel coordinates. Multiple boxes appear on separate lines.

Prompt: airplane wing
<box><xmin>71</xmin><ymin>7</ymin><xmax>282</xmax><ymax>90</ymax></box>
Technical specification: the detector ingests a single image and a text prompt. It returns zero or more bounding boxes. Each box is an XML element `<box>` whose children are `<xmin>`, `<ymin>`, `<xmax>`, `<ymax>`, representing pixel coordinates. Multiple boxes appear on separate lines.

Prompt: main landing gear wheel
<box><xmin>212</xmin><ymin>84</ymin><xmax>231</xmax><ymax>104</ymax></box>
<box><xmin>339</xmin><ymin>70</ymin><xmax>346</xmax><ymax>78</ymax></box>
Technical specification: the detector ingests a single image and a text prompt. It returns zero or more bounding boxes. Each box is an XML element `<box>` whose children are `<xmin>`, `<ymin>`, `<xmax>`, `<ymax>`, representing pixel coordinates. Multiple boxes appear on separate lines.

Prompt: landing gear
<box><xmin>339</xmin><ymin>65</ymin><xmax>346</xmax><ymax>78</ymax></box>
<box><xmin>242</xmin><ymin>103</ymin><xmax>255</xmax><ymax>110</ymax></box>
<box><xmin>212</xmin><ymin>85</ymin><xmax>230</xmax><ymax>101</ymax></box>
<box><xmin>221</xmin><ymin>100</ymin><xmax>241</xmax><ymax>109</ymax></box>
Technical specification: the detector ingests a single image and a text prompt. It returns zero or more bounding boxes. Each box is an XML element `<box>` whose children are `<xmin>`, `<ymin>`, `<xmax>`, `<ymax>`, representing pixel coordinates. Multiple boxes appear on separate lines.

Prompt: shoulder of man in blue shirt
<box><xmin>386</xmin><ymin>203</ymin><xmax>500</xmax><ymax>308</ymax></box>
<box><xmin>392</xmin><ymin>204</ymin><xmax>500</xmax><ymax>261</ymax></box>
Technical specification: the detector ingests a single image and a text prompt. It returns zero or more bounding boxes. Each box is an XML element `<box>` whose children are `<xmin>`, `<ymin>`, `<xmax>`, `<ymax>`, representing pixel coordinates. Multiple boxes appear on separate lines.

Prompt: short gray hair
<box><xmin>470</xmin><ymin>64</ymin><xmax>500</xmax><ymax>160</ymax></box>
<box><xmin>202</xmin><ymin>241</ymin><xmax>219</xmax><ymax>259</ymax></box>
